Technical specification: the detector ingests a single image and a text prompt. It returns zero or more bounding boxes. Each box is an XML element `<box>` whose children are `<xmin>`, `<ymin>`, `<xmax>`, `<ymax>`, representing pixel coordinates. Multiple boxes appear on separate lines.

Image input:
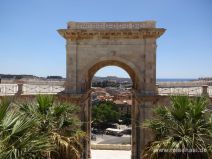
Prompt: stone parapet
<box><xmin>67</xmin><ymin>21</ymin><xmax>156</xmax><ymax>30</ymax></box>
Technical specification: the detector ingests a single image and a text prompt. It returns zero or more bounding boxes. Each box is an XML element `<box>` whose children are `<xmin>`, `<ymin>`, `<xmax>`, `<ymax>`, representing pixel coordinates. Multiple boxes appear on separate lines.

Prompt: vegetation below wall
<box><xmin>0</xmin><ymin>95</ymin><xmax>84</xmax><ymax>159</ymax></box>
<box><xmin>143</xmin><ymin>96</ymin><xmax>212</xmax><ymax>159</ymax></box>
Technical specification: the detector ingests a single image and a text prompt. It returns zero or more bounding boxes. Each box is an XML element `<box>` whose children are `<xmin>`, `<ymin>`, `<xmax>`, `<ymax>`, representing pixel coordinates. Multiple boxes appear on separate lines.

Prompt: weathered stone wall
<box><xmin>69</xmin><ymin>38</ymin><xmax>156</xmax><ymax>94</ymax></box>
<box><xmin>58</xmin><ymin>21</ymin><xmax>165</xmax><ymax>98</ymax></box>
<box><xmin>66</xmin><ymin>39</ymin><xmax>158</xmax><ymax>96</ymax></box>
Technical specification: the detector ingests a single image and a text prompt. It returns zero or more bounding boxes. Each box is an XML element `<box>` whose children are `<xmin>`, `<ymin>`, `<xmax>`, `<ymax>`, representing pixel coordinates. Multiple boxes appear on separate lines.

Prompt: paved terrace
<box><xmin>91</xmin><ymin>150</ymin><xmax>131</xmax><ymax>159</ymax></box>
<box><xmin>0</xmin><ymin>83</ymin><xmax>211</xmax><ymax>97</ymax></box>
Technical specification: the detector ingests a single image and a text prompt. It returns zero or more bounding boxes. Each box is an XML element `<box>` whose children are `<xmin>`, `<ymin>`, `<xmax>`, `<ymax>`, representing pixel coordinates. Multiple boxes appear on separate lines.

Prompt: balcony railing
<box><xmin>0</xmin><ymin>84</ymin><xmax>18</xmax><ymax>95</ymax></box>
<box><xmin>158</xmin><ymin>86</ymin><xmax>202</xmax><ymax>96</ymax></box>
<box><xmin>22</xmin><ymin>84</ymin><xmax>65</xmax><ymax>95</ymax></box>
<box><xmin>0</xmin><ymin>83</ymin><xmax>211</xmax><ymax>97</ymax></box>
<box><xmin>0</xmin><ymin>84</ymin><xmax>64</xmax><ymax>96</ymax></box>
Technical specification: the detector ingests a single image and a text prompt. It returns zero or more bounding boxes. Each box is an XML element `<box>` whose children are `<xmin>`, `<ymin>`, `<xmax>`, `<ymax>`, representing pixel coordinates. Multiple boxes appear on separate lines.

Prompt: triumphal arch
<box><xmin>58</xmin><ymin>21</ymin><xmax>165</xmax><ymax>159</ymax></box>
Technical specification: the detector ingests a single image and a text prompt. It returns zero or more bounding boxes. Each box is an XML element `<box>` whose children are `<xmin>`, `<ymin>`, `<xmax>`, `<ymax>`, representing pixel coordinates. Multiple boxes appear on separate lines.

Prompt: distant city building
<box><xmin>91</xmin><ymin>86</ymin><xmax>132</xmax><ymax>115</ymax></box>
<box><xmin>114</xmin><ymin>99</ymin><xmax>132</xmax><ymax>115</ymax></box>
<box><xmin>47</xmin><ymin>76</ymin><xmax>63</xmax><ymax>80</ymax></box>
<box><xmin>0</xmin><ymin>74</ymin><xmax>37</xmax><ymax>79</ymax></box>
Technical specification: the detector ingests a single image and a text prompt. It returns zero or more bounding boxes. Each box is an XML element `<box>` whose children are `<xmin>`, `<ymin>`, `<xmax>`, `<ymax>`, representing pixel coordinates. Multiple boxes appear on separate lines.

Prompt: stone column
<box><xmin>80</xmin><ymin>92</ymin><xmax>91</xmax><ymax>159</ymax></box>
<box><xmin>143</xmin><ymin>39</ymin><xmax>157</xmax><ymax>95</ymax></box>
<box><xmin>131</xmin><ymin>92</ymin><xmax>137</xmax><ymax>159</ymax></box>
<box><xmin>18</xmin><ymin>83</ymin><xmax>23</xmax><ymax>94</ymax></box>
<box><xmin>57</xmin><ymin>92</ymin><xmax>91</xmax><ymax>159</ymax></box>
<box><xmin>15</xmin><ymin>80</ymin><xmax>24</xmax><ymax>96</ymax></box>
<box><xmin>132</xmin><ymin>91</ymin><xmax>155</xmax><ymax>159</ymax></box>
<box><xmin>155</xmin><ymin>84</ymin><xmax>159</xmax><ymax>95</ymax></box>
<box><xmin>202</xmin><ymin>85</ymin><xmax>209</xmax><ymax>96</ymax></box>
<box><xmin>65</xmin><ymin>41</ymin><xmax>78</xmax><ymax>93</ymax></box>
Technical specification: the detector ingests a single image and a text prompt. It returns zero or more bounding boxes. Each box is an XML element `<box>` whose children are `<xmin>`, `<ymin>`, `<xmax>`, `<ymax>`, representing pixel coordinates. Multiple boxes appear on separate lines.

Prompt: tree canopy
<box><xmin>92</xmin><ymin>101</ymin><xmax>120</xmax><ymax>130</ymax></box>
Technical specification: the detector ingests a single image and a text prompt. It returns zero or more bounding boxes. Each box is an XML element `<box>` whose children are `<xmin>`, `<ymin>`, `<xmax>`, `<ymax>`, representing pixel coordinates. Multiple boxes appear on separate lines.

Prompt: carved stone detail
<box><xmin>58</xmin><ymin>28</ymin><xmax>165</xmax><ymax>41</ymax></box>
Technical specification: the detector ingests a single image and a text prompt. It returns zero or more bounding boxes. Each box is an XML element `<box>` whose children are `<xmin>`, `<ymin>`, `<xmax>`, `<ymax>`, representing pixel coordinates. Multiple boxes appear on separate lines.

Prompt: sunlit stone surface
<box><xmin>91</xmin><ymin>150</ymin><xmax>131</xmax><ymax>159</ymax></box>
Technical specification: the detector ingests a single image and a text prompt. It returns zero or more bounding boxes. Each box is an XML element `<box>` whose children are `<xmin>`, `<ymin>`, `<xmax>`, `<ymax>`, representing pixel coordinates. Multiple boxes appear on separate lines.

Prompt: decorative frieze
<box><xmin>58</xmin><ymin>28</ymin><xmax>165</xmax><ymax>40</ymax></box>
<box><xmin>67</xmin><ymin>21</ymin><xmax>156</xmax><ymax>30</ymax></box>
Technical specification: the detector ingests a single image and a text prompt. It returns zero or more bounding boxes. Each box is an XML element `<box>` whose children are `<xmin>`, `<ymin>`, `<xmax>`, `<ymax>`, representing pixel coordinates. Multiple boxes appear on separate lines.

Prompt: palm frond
<box><xmin>143</xmin><ymin>95</ymin><xmax>212</xmax><ymax>159</ymax></box>
<box><xmin>0</xmin><ymin>97</ymin><xmax>12</xmax><ymax>122</ymax></box>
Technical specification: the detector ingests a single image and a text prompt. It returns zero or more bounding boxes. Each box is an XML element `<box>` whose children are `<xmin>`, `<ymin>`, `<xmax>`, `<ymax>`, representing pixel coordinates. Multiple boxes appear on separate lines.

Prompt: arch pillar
<box><xmin>58</xmin><ymin>91</ymin><xmax>92</xmax><ymax>159</ymax></box>
<box><xmin>131</xmin><ymin>91</ymin><xmax>157</xmax><ymax>159</ymax></box>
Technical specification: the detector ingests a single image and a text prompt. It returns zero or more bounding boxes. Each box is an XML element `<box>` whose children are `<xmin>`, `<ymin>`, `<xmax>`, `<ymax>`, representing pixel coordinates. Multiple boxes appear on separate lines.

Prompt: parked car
<box><xmin>105</xmin><ymin>128</ymin><xmax>123</xmax><ymax>137</ymax></box>
<box><xmin>121</xmin><ymin>128</ymin><xmax>131</xmax><ymax>135</ymax></box>
<box><xmin>91</xmin><ymin>128</ymin><xmax>104</xmax><ymax>135</ymax></box>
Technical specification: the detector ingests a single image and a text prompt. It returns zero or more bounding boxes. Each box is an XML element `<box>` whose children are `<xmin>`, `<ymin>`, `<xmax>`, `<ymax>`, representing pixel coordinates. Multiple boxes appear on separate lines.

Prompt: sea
<box><xmin>156</xmin><ymin>78</ymin><xmax>195</xmax><ymax>82</ymax></box>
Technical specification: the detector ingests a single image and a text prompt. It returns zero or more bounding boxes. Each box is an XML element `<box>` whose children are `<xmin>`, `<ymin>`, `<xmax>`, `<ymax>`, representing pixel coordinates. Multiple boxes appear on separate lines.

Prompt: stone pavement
<box><xmin>91</xmin><ymin>150</ymin><xmax>131</xmax><ymax>159</ymax></box>
<box><xmin>91</xmin><ymin>134</ymin><xmax>131</xmax><ymax>144</ymax></box>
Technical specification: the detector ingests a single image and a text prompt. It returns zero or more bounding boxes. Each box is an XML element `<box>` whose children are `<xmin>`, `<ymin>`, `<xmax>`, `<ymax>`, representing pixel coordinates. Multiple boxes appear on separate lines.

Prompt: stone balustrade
<box><xmin>91</xmin><ymin>144</ymin><xmax>131</xmax><ymax>150</ymax></box>
<box><xmin>0</xmin><ymin>84</ymin><xmax>211</xmax><ymax>97</ymax></box>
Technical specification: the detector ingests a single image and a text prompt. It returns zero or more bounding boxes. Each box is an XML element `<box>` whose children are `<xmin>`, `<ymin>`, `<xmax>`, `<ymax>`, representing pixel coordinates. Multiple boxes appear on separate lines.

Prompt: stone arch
<box><xmin>58</xmin><ymin>21</ymin><xmax>165</xmax><ymax>159</ymax></box>
<box><xmin>88</xmin><ymin>60</ymin><xmax>136</xmax><ymax>88</ymax></box>
<box><xmin>81</xmin><ymin>56</ymin><xmax>141</xmax><ymax>91</ymax></box>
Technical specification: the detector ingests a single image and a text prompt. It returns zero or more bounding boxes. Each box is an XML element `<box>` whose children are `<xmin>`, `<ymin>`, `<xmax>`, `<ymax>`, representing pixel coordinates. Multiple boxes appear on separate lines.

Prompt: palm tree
<box><xmin>143</xmin><ymin>96</ymin><xmax>212</xmax><ymax>159</ymax></box>
<box><xmin>0</xmin><ymin>95</ymin><xmax>85</xmax><ymax>159</ymax></box>
<box><xmin>18</xmin><ymin>95</ymin><xmax>85</xmax><ymax>159</ymax></box>
<box><xmin>0</xmin><ymin>97</ymin><xmax>54</xmax><ymax>159</ymax></box>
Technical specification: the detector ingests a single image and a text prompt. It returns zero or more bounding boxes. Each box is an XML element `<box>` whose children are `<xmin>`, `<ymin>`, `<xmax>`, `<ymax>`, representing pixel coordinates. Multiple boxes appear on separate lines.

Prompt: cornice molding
<box><xmin>58</xmin><ymin>28</ymin><xmax>166</xmax><ymax>40</ymax></box>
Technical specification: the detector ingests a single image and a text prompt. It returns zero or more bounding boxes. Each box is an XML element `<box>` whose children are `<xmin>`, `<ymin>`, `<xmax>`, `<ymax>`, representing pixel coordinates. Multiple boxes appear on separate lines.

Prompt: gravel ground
<box><xmin>91</xmin><ymin>150</ymin><xmax>131</xmax><ymax>159</ymax></box>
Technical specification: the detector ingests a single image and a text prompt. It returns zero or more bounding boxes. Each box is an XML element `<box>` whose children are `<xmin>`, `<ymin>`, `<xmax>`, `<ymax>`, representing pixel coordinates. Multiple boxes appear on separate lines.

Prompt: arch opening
<box><xmin>90</xmin><ymin>65</ymin><xmax>133</xmax><ymax>159</ymax></box>
<box><xmin>86</xmin><ymin>60</ymin><xmax>138</xmax><ymax>91</ymax></box>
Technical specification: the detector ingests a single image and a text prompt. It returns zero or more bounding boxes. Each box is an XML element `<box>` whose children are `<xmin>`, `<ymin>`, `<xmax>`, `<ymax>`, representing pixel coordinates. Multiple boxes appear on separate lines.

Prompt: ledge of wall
<box><xmin>91</xmin><ymin>144</ymin><xmax>131</xmax><ymax>150</ymax></box>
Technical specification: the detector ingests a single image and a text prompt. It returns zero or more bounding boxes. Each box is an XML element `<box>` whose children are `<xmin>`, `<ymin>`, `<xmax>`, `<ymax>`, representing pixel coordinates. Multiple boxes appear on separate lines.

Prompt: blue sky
<box><xmin>0</xmin><ymin>0</ymin><xmax>211</xmax><ymax>79</ymax></box>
